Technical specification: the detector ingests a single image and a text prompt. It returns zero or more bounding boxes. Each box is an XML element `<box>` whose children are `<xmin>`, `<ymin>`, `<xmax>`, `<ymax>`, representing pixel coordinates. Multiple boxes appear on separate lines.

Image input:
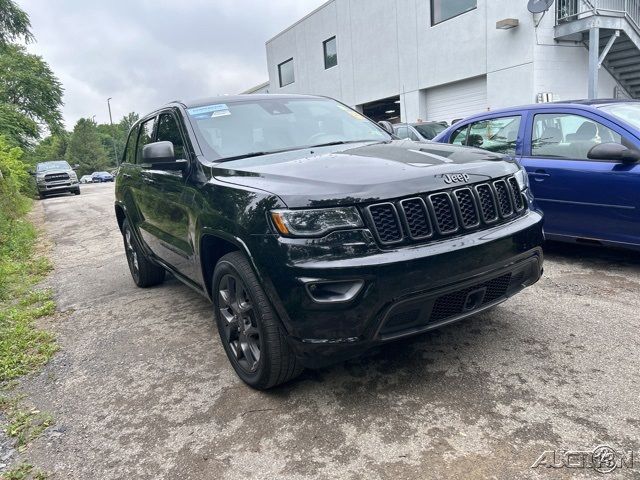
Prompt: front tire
<box><xmin>213</xmin><ymin>251</ymin><xmax>302</xmax><ymax>389</ymax></box>
<box><xmin>74</xmin><ymin>188</ymin><xmax>81</xmax><ymax>195</ymax></box>
<box><xmin>122</xmin><ymin>219</ymin><xmax>165</xmax><ymax>288</ymax></box>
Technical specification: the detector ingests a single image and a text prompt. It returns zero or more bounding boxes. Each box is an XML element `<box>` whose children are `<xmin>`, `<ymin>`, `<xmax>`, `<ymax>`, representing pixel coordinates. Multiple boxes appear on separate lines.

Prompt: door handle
<box><xmin>530</xmin><ymin>169</ymin><xmax>550</xmax><ymax>181</ymax></box>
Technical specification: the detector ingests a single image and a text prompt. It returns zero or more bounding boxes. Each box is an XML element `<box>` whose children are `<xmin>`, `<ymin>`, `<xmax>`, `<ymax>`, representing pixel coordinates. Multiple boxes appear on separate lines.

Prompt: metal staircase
<box><xmin>555</xmin><ymin>0</ymin><xmax>640</xmax><ymax>98</ymax></box>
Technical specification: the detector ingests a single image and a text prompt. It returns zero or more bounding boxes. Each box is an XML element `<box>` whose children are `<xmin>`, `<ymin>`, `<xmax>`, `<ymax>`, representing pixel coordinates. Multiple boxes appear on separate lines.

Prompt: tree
<box><xmin>0</xmin><ymin>44</ymin><xmax>64</xmax><ymax>136</ymax></box>
<box><xmin>119</xmin><ymin>112</ymin><xmax>139</xmax><ymax>135</ymax></box>
<box><xmin>65</xmin><ymin>118</ymin><xmax>108</xmax><ymax>176</ymax></box>
<box><xmin>26</xmin><ymin>132</ymin><xmax>68</xmax><ymax>165</ymax></box>
<box><xmin>0</xmin><ymin>0</ymin><xmax>33</xmax><ymax>47</ymax></box>
<box><xmin>0</xmin><ymin>102</ymin><xmax>37</xmax><ymax>148</ymax></box>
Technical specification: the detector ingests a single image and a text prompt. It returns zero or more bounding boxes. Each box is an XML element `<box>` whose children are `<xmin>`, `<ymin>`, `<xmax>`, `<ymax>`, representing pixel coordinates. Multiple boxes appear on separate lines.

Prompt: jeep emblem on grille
<box><xmin>443</xmin><ymin>173</ymin><xmax>470</xmax><ymax>185</ymax></box>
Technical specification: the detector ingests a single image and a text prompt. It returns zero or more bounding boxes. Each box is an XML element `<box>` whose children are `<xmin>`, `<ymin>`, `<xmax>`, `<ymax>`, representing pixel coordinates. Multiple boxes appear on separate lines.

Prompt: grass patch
<box><xmin>0</xmin><ymin>396</ymin><xmax>54</xmax><ymax>451</ymax></box>
<box><xmin>0</xmin><ymin>463</ymin><xmax>49</xmax><ymax>480</ymax></box>
<box><xmin>0</xmin><ymin>209</ymin><xmax>57</xmax><ymax>383</ymax></box>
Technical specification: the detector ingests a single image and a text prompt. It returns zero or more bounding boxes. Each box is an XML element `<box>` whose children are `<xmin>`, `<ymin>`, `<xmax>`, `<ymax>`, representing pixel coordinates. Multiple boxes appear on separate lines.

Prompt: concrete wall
<box><xmin>265</xmin><ymin>0</ymin><xmax>630</xmax><ymax>122</ymax></box>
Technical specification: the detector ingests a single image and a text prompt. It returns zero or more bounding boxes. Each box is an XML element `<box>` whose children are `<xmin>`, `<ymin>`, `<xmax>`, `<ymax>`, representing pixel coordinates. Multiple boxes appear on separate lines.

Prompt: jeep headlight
<box><xmin>36</xmin><ymin>174</ymin><xmax>45</xmax><ymax>184</ymax></box>
<box><xmin>70</xmin><ymin>172</ymin><xmax>78</xmax><ymax>181</ymax></box>
<box><xmin>271</xmin><ymin>207</ymin><xmax>363</xmax><ymax>237</ymax></box>
<box><xmin>514</xmin><ymin>165</ymin><xmax>529</xmax><ymax>191</ymax></box>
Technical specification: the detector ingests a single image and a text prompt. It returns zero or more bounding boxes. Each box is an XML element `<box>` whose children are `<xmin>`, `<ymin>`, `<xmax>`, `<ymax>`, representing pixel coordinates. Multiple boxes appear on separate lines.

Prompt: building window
<box><xmin>323</xmin><ymin>36</ymin><xmax>337</xmax><ymax>69</ymax></box>
<box><xmin>431</xmin><ymin>0</ymin><xmax>477</xmax><ymax>25</ymax></box>
<box><xmin>278</xmin><ymin>58</ymin><xmax>295</xmax><ymax>87</ymax></box>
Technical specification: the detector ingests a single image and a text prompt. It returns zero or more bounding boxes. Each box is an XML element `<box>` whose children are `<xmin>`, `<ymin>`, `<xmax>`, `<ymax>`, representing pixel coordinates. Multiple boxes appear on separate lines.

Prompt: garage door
<box><xmin>425</xmin><ymin>76</ymin><xmax>487</xmax><ymax>124</ymax></box>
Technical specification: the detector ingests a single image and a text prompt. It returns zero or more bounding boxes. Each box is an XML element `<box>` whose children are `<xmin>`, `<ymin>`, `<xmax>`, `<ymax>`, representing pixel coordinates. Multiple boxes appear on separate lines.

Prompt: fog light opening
<box><xmin>304</xmin><ymin>279</ymin><xmax>364</xmax><ymax>304</ymax></box>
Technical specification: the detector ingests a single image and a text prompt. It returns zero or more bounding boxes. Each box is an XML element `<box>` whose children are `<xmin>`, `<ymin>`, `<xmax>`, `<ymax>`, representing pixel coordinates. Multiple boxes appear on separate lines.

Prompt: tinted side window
<box><xmin>136</xmin><ymin>117</ymin><xmax>156</xmax><ymax>163</ymax></box>
<box><xmin>123</xmin><ymin>126</ymin><xmax>139</xmax><ymax>164</ymax></box>
<box><xmin>466</xmin><ymin>116</ymin><xmax>521</xmax><ymax>155</ymax></box>
<box><xmin>156</xmin><ymin>113</ymin><xmax>186</xmax><ymax>160</ymax></box>
<box><xmin>532</xmin><ymin>113</ymin><xmax>622</xmax><ymax>160</ymax></box>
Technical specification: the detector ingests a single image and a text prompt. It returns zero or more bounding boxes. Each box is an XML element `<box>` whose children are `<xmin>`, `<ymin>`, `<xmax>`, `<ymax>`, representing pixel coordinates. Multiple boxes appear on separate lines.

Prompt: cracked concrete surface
<box><xmin>10</xmin><ymin>182</ymin><xmax>640</xmax><ymax>479</ymax></box>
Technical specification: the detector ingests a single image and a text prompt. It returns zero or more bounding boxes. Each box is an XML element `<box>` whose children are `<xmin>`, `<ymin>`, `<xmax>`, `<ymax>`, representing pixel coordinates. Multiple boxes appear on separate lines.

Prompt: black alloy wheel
<box><xmin>217</xmin><ymin>273</ymin><xmax>261</xmax><ymax>373</ymax></box>
<box><xmin>212</xmin><ymin>252</ymin><xmax>302</xmax><ymax>389</ymax></box>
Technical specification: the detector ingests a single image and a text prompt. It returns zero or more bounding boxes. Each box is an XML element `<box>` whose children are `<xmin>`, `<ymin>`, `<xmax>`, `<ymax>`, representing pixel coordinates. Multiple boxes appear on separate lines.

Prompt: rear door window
<box><xmin>136</xmin><ymin>117</ymin><xmax>156</xmax><ymax>163</ymax></box>
<box><xmin>123</xmin><ymin>126</ymin><xmax>139</xmax><ymax>164</ymax></box>
<box><xmin>465</xmin><ymin>116</ymin><xmax>521</xmax><ymax>154</ymax></box>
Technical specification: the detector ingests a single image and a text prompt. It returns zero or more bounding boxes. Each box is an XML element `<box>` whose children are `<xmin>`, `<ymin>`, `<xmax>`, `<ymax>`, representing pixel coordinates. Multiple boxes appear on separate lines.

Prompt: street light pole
<box><xmin>107</xmin><ymin>97</ymin><xmax>114</xmax><ymax>125</ymax></box>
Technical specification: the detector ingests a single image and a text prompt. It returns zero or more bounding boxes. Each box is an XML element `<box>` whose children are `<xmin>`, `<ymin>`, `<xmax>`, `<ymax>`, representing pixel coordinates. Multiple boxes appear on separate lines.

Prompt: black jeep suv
<box><xmin>115</xmin><ymin>95</ymin><xmax>544</xmax><ymax>389</ymax></box>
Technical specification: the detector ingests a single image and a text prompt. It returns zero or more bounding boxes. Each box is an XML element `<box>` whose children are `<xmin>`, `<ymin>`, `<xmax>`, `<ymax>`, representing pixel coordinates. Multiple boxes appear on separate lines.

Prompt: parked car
<box><xmin>433</xmin><ymin>99</ymin><xmax>640</xmax><ymax>251</ymax></box>
<box><xmin>393</xmin><ymin>122</ymin><xmax>447</xmax><ymax>141</ymax></box>
<box><xmin>92</xmin><ymin>171</ymin><xmax>114</xmax><ymax>182</ymax></box>
<box><xmin>115</xmin><ymin>94</ymin><xmax>544</xmax><ymax>389</ymax></box>
<box><xmin>33</xmin><ymin>160</ymin><xmax>80</xmax><ymax>198</ymax></box>
<box><xmin>80</xmin><ymin>175</ymin><xmax>93</xmax><ymax>184</ymax></box>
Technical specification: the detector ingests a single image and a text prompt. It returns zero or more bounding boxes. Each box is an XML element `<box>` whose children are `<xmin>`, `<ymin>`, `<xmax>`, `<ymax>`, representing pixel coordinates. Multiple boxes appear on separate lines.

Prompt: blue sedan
<box><xmin>91</xmin><ymin>171</ymin><xmax>114</xmax><ymax>183</ymax></box>
<box><xmin>433</xmin><ymin>100</ymin><xmax>640</xmax><ymax>251</ymax></box>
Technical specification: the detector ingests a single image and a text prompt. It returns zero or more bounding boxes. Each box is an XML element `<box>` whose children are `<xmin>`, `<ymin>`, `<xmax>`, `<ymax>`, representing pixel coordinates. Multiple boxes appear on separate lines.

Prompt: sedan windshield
<box><xmin>37</xmin><ymin>161</ymin><xmax>70</xmax><ymax>172</ymax></box>
<box><xmin>598</xmin><ymin>102</ymin><xmax>640</xmax><ymax>131</ymax></box>
<box><xmin>186</xmin><ymin>97</ymin><xmax>390</xmax><ymax>162</ymax></box>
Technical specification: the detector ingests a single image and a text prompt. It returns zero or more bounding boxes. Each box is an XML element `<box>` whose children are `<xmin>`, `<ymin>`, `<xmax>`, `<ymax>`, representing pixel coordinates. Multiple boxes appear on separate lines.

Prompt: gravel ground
<box><xmin>4</xmin><ymin>182</ymin><xmax>640</xmax><ymax>479</ymax></box>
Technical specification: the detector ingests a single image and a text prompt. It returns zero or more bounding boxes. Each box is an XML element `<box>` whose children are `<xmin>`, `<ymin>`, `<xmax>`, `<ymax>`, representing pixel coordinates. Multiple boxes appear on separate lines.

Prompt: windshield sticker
<box><xmin>187</xmin><ymin>104</ymin><xmax>230</xmax><ymax>117</ymax></box>
<box><xmin>211</xmin><ymin>108</ymin><xmax>231</xmax><ymax>118</ymax></box>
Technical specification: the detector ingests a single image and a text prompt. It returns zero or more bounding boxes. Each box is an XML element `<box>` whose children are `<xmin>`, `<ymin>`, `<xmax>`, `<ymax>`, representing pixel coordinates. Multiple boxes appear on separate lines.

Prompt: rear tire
<box><xmin>212</xmin><ymin>251</ymin><xmax>303</xmax><ymax>389</ymax></box>
<box><xmin>122</xmin><ymin>219</ymin><xmax>165</xmax><ymax>288</ymax></box>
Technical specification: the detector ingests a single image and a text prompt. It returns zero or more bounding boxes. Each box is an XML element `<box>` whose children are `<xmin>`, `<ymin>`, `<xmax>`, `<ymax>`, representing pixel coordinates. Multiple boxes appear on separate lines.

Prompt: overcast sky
<box><xmin>19</xmin><ymin>0</ymin><xmax>326</xmax><ymax>129</ymax></box>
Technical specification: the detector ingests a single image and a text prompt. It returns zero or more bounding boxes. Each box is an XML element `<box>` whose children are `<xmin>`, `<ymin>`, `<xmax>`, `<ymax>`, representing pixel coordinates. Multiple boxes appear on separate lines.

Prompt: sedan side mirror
<box><xmin>142</xmin><ymin>141</ymin><xmax>186</xmax><ymax>170</ymax></box>
<box><xmin>378</xmin><ymin>121</ymin><xmax>395</xmax><ymax>136</ymax></box>
<box><xmin>588</xmin><ymin>142</ymin><xmax>640</xmax><ymax>164</ymax></box>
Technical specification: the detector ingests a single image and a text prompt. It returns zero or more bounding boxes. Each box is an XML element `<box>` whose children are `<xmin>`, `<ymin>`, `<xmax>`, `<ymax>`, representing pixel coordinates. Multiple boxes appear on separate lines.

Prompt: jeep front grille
<box><xmin>365</xmin><ymin>175</ymin><xmax>526</xmax><ymax>247</ymax></box>
<box><xmin>367</xmin><ymin>203</ymin><xmax>403</xmax><ymax>244</ymax></box>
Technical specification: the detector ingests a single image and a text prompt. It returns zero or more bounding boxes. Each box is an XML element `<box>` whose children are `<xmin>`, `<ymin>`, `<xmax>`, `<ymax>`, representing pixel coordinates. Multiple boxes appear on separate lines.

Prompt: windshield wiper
<box><xmin>216</xmin><ymin>146</ymin><xmax>304</xmax><ymax>162</ymax></box>
<box><xmin>306</xmin><ymin>140</ymin><xmax>389</xmax><ymax>148</ymax></box>
<box><xmin>216</xmin><ymin>140</ymin><xmax>388</xmax><ymax>162</ymax></box>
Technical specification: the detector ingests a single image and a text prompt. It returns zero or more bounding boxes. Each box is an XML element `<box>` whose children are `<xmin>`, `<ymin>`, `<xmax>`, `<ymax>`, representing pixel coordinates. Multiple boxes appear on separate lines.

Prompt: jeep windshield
<box><xmin>186</xmin><ymin>97</ymin><xmax>391</xmax><ymax>162</ymax></box>
<box><xmin>37</xmin><ymin>161</ymin><xmax>71</xmax><ymax>172</ymax></box>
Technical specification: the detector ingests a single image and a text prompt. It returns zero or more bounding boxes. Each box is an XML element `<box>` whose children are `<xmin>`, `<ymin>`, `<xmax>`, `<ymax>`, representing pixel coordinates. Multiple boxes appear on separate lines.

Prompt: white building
<box><xmin>257</xmin><ymin>0</ymin><xmax>640</xmax><ymax>124</ymax></box>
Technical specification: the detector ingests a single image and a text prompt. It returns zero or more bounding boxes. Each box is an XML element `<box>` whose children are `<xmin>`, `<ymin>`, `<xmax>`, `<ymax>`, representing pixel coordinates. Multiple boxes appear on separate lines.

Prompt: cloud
<box><xmin>18</xmin><ymin>0</ymin><xmax>326</xmax><ymax>128</ymax></box>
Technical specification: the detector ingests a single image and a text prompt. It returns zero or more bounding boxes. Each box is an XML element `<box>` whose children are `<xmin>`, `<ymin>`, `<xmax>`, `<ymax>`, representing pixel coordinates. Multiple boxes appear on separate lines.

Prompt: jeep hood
<box><xmin>208</xmin><ymin>141</ymin><xmax>520</xmax><ymax>208</ymax></box>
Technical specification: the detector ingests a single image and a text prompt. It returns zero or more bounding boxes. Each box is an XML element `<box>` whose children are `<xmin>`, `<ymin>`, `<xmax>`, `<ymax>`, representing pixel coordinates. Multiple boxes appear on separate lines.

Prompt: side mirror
<box><xmin>73</xmin><ymin>164</ymin><xmax>80</xmax><ymax>169</ymax></box>
<box><xmin>28</xmin><ymin>169</ymin><xmax>36</xmax><ymax>176</ymax></box>
<box><xmin>142</xmin><ymin>141</ymin><xmax>186</xmax><ymax>170</ymax></box>
<box><xmin>378</xmin><ymin>121</ymin><xmax>395</xmax><ymax>136</ymax></box>
<box><xmin>588</xmin><ymin>143</ymin><xmax>640</xmax><ymax>163</ymax></box>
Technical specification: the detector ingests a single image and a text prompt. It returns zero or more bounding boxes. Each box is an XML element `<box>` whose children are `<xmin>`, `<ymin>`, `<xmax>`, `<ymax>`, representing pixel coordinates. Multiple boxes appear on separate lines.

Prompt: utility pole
<box><xmin>107</xmin><ymin>97</ymin><xmax>118</xmax><ymax>165</ymax></box>
<box><xmin>107</xmin><ymin>97</ymin><xmax>114</xmax><ymax>125</ymax></box>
